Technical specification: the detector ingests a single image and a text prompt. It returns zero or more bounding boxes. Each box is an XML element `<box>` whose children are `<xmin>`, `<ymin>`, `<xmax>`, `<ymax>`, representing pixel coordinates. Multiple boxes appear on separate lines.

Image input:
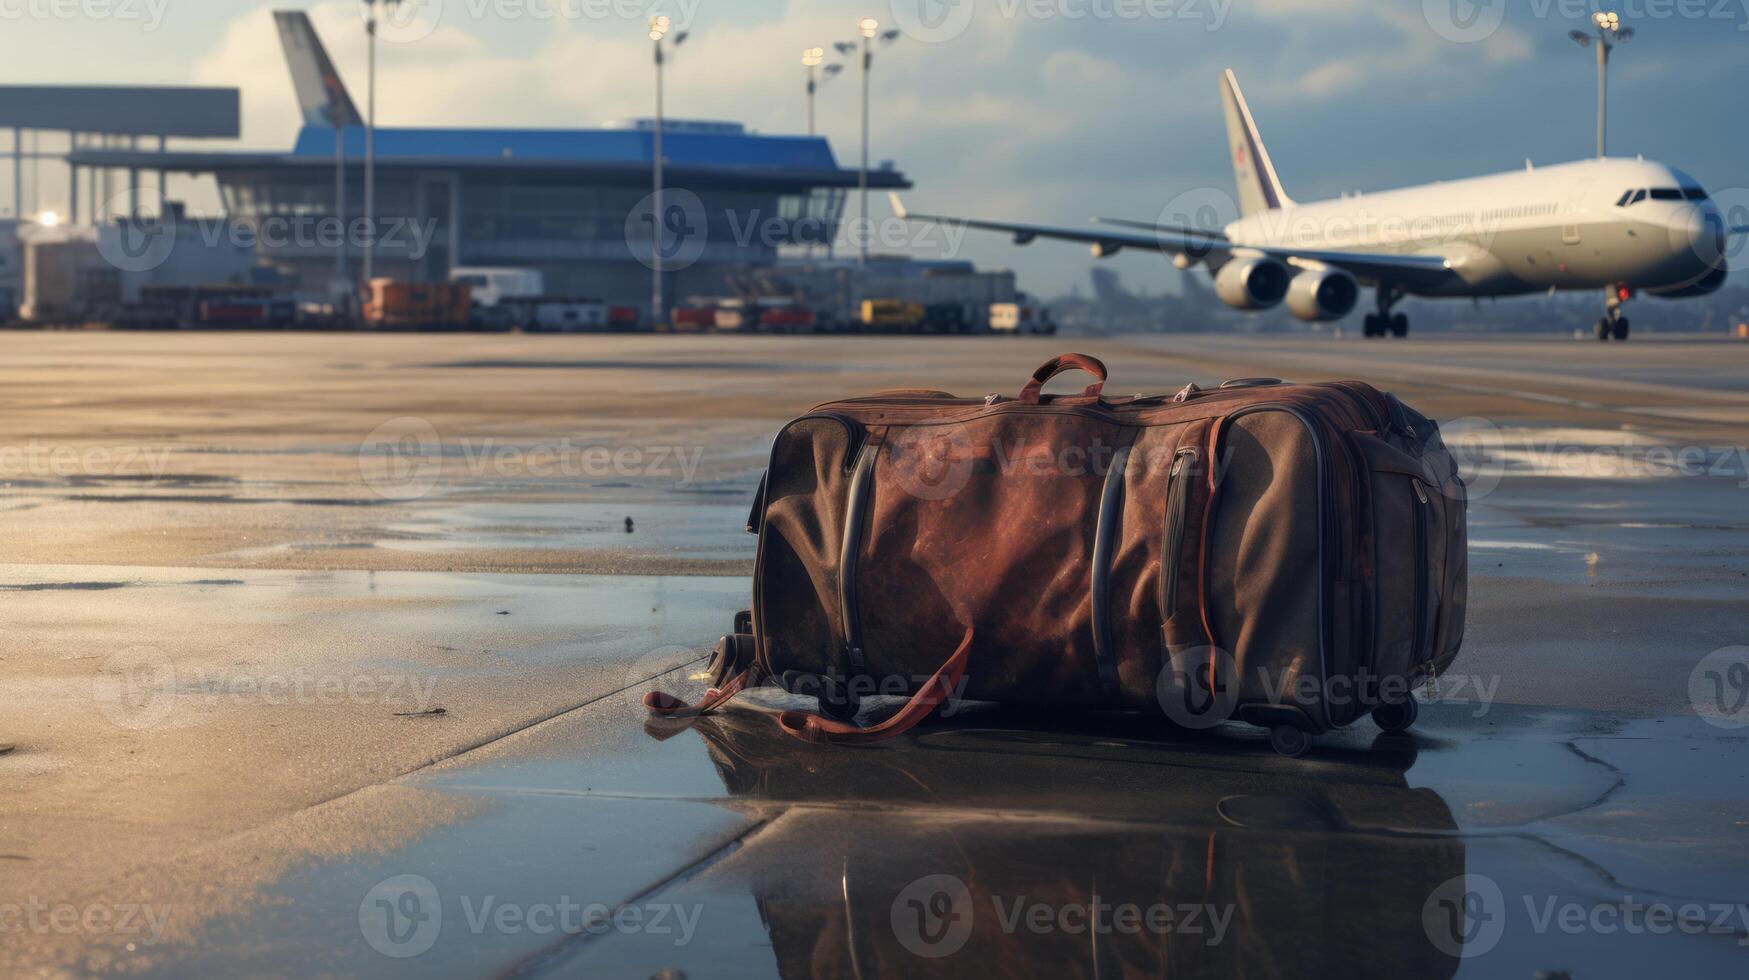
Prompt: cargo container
<box><xmin>607</xmin><ymin>305</ymin><xmax>641</xmax><ymax>331</ymax></box>
<box><xmin>363</xmin><ymin>278</ymin><xmax>472</xmax><ymax>330</ymax></box>
<box><xmin>669</xmin><ymin>305</ymin><xmax>717</xmax><ymax>332</ymax></box>
<box><xmin>859</xmin><ymin>298</ymin><xmax>923</xmax><ymax>331</ymax></box>
<box><xmin>757</xmin><ymin>306</ymin><xmax>816</xmax><ymax>333</ymax></box>
<box><xmin>518</xmin><ymin>298</ymin><xmax>609</xmax><ymax>332</ymax></box>
<box><xmin>713</xmin><ymin>299</ymin><xmax>754</xmax><ymax>332</ymax></box>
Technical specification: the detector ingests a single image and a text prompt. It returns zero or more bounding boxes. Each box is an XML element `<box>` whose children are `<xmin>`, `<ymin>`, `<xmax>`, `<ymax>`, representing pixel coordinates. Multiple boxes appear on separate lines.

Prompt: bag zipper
<box><xmin>838</xmin><ymin>443</ymin><xmax>876</xmax><ymax>679</ymax></box>
<box><xmin>1159</xmin><ymin>447</ymin><xmax>1199</xmax><ymax>619</ymax></box>
<box><xmin>1411</xmin><ymin>478</ymin><xmax>1431</xmax><ymax>673</ymax></box>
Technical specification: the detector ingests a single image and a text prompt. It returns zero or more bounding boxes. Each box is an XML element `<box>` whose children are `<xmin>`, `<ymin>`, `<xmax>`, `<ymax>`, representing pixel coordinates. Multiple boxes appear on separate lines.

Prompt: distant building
<box><xmin>66</xmin><ymin>11</ymin><xmax>909</xmax><ymax>311</ymax></box>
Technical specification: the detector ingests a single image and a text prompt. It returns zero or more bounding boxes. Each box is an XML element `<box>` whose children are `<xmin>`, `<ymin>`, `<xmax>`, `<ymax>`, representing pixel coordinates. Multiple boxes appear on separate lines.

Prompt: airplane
<box><xmin>893</xmin><ymin>70</ymin><xmax>1744</xmax><ymax>341</ymax></box>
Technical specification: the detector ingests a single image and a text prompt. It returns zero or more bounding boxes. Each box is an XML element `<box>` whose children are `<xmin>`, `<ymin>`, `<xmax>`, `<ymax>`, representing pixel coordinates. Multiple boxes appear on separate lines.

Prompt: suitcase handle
<box><xmin>1018</xmin><ymin>353</ymin><xmax>1107</xmax><ymax>404</ymax></box>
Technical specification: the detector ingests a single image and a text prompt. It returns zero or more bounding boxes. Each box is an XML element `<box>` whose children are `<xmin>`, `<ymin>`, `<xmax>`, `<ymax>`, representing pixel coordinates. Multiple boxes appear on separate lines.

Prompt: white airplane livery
<box><xmin>895</xmin><ymin>70</ymin><xmax>1745</xmax><ymax>341</ymax></box>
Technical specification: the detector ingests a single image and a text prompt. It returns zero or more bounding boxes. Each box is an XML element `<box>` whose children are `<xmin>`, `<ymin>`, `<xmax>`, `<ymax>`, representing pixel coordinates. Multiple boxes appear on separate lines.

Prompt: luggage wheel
<box><xmin>1371</xmin><ymin>697</ymin><xmax>1419</xmax><ymax>734</ymax></box>
<box><xmin>1268</xmin><ymin>724</ymin><xmax>1313</xmax><ymax>758</ymax></box>
<box><xmin>780</xmin><ymin>670</ymin><xmax>861</xmax><ymax>722</ymax></box>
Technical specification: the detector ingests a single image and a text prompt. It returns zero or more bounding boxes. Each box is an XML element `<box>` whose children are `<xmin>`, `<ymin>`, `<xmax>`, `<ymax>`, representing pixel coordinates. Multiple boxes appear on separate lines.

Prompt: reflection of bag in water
<box><xmin>691</xmin><ymin>712</ymin><xmax>1464</xmax><ymax>979</ymax></box>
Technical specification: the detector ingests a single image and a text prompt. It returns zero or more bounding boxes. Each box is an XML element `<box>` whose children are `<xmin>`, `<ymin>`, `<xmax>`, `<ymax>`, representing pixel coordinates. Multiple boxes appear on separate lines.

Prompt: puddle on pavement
<box><xmin>376</xmin><ymin>501</ymin><xmax>755</xmax><ymax>559</ymax></box>
<box><xmin>1467</xmin><ymin>474</ymin><xmax>1749</xmax><ymax>593</ymax></box>
<box><xmin>0</xmin><ymin>563</ymin><xmax>747</xmax><ymax>673</ymax></box>
<box><xmin>89</xmin><ymin>688</ymin><xmax>1749</xmax><ymax>978</ymax></box>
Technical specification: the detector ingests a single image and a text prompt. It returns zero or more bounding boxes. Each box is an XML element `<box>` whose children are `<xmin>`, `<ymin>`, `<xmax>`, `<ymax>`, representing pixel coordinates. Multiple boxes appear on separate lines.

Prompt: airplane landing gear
<box><xmin>1596</xmin><ymin>285</ymin><xmax>1631</xmax><ymax>341</ymax></box>
<box><xmin>1362</xmin><ymin>285</ymin><xmax>1408</xmax><ymax>338</ymax></box>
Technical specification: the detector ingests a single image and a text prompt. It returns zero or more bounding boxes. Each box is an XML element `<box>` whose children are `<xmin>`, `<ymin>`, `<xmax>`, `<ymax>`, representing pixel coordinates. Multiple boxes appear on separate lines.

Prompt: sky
<box><xmin>8</xmin><ymin>0</ymin><xmax>1747</xmax><ymax>296</ymax></box>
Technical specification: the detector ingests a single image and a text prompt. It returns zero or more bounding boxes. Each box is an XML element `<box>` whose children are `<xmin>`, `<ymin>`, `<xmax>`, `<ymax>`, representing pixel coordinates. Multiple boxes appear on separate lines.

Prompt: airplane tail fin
<box><xmin>1220</xmin><ymin>69</ymin><xmax>1292</xmax><ymax>216</ymax></box>
<box><xmin>275</xmin><ymin>10</ymin><xmax>362</xmax><ymax>128</ymax></box>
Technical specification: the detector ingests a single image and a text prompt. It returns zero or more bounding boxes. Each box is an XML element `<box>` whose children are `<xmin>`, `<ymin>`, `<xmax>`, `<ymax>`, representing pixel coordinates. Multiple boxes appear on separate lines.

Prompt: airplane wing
<box><xmin>891</xmin><ymin>193</ymin><xmax>1458</xmax><ymax>290</ymax></box>
<box><xmin>1093</xmin><ymin>217</ymin><xmax>1228</xmax><ymax>241</ymax></box>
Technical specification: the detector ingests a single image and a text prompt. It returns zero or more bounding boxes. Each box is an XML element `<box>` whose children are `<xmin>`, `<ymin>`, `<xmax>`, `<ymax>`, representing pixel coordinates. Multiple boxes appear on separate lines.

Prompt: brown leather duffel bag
<box><xmin>647</xmin><ymin>353</ymin><xmax>1467</xmax><ymax>755</ymax></box>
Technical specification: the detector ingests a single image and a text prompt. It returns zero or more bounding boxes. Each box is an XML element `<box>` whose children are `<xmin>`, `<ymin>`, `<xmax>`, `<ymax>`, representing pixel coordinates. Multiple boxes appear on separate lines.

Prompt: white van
<box><xmin>449</xmin><ymin>267</ymin><xmax>544</xmax><ymax>308</ymax></box>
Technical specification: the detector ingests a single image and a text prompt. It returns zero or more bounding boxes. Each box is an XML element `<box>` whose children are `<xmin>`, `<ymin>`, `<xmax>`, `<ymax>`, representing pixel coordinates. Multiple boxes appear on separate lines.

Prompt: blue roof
<box><xmin>291</xmin><ymin>125</ymin><xmax>842</xmax><ymax>171</ymax></box>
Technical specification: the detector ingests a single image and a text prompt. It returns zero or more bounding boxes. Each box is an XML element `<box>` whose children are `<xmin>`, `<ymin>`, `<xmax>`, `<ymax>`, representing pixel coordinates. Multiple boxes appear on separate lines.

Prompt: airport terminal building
<box><xmin>61</xmin><ymin>12</ymin><xmax>909</xmax><ymax>310</ymax></box>
<box><xmin>71</xmin><ymin>119</ymin><xmax>908</xmax><ymax>304</ymax></box>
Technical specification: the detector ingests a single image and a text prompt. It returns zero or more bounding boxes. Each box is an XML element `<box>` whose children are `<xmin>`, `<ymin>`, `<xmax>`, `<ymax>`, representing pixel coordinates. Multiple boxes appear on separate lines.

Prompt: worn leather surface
<box><xmin>749</xmin><ymin>360</ymin><xmax>1467</xmax><ymax>732</ymax></box>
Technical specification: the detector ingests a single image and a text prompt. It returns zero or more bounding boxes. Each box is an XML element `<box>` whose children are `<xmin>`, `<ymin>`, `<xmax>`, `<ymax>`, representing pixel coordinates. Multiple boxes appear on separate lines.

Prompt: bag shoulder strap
<box><xmin>643</xmin><ymin>629</ymin><xmax>975</xmax><ymax>745</ymax></box>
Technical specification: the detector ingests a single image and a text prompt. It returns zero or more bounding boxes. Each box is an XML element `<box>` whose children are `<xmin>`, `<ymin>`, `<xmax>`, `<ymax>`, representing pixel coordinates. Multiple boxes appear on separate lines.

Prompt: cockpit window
<box><xmin>1628</xmin><ymin>189</ymin><xmax>1646</xmax><ymax>205</ymax></box>
<box><xmin>1648</xmin><ymin>188</ymin><xmax>1684</xmax><ymax>201</ymax></box>
<box><xmin>1682</xmin><ymin>186</ymin><xmax>1708</xmax><ymax>201</ymax></box>
<box><xmin>1615</xmin><ymin>190</ymin><xmax>1634</xmax><ymax>207</ymax></box>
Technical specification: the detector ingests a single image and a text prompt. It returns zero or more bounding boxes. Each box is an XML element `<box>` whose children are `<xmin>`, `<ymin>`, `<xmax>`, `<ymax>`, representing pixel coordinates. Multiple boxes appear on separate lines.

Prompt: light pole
<box><xmin>845</xmin><ymin>18</ymin><xmax>900</xmax><ymax>268</ymax></box>
<box><xmin>649</xmin><ymin>15</ymin><xmax>687</xmax><ymax>328</ymax></box>
<box><xmin>856</xmin><ymin>18</ymin><xmax>875</xmax><ymax>268</ymax></box>
<box><xmin>1569</xmin><ymin>12</ymin><xmax>1633</xmax><ymax>159</ymax></box>
<box><xmin>334</xmin><ymin>112</ymin><xmax>348</xmax><ymax>301</ymax></box>
<box><xmin>802</xmin><ymin>47</ymin><xmax>844</xmax><ymax>137</ymax></box>
<box><xmin>361</xmin><ymin>0</ymin><xmax>400</xmax><ymax>286</ymax></box>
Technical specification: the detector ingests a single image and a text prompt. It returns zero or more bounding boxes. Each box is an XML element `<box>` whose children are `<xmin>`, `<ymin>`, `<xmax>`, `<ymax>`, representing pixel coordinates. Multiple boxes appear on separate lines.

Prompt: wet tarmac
<box><xmin>2</xmin><ymin>332</ymin><xmax>1747</xmax><ymax>977</ymax></box>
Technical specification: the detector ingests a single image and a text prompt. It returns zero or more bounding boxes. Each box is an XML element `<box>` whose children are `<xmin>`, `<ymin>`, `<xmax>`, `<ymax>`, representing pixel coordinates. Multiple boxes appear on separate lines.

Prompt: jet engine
<box><xmin>1284</xmin><ymin>267</ymin><xmax>1360</xmax><ymax>321</ymax></box>
<box><xmin>1213</xmin><ymin>256</ymin><xmax>1291</xmax><ymax>310</ymax></box>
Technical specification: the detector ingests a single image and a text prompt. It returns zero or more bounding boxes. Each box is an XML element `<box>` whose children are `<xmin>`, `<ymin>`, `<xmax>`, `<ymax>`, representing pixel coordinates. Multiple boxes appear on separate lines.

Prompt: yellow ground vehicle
<box><xmin>859</xmin><ymin>299</ymin><xmax>924</xmax><ymax>331</ymax></box>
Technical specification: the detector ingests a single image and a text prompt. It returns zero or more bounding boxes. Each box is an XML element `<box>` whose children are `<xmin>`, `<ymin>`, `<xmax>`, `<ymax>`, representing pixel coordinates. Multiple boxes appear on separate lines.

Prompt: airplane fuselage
<box><xmin>1223</xmin><ymin>158</ymin><xmax>1725</xmax><ymax>298</ymax></box>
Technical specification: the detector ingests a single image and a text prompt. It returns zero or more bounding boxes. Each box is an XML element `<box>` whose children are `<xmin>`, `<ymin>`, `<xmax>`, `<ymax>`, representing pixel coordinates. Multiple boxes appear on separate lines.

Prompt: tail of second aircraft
<box><xmin>1220</xmin><ymin>69</ymin><xmax>1293</xmax><ymax>216</ymax></box>
<box><xmin>275</xmin><ymin>10</ymin><xmax>362</xmax><ymax>128</ymax></box>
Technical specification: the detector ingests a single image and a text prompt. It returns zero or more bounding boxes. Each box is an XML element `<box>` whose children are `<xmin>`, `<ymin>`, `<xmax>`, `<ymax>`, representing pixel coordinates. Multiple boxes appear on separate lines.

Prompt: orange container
<box><xmin>363</xmin><ymin>278</ymin><xmax>472</xmax><ymax>329</ymax></box>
